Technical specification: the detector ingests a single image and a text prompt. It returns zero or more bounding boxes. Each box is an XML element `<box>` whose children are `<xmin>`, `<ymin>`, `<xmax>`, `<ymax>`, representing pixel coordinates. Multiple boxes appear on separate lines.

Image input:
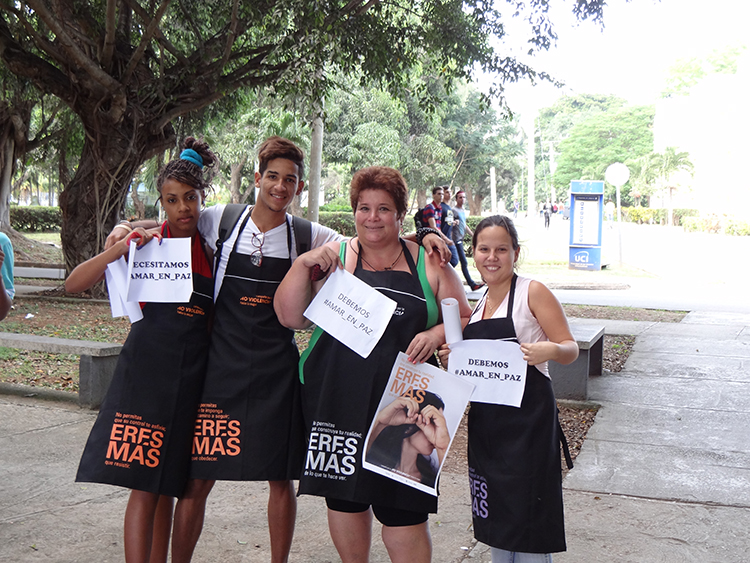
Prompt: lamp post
<box><xmin>605</xmin><ymin>162</ymin><xmax>630</xmax><ymax>266</ymax></box>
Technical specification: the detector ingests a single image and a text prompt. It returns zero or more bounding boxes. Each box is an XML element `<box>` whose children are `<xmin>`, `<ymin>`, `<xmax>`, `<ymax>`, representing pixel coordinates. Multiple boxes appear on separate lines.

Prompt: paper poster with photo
<box><xmin>362</xmin><ymin>352</ymin><xmax>475</xmax><ymax>496</ymax></box>
<box><xmin>447</xmin><ymin>339</ymin><xmax>527</xmax><ymax>407</ymax></box>
<box><xmin>125</xmin><ymin>238</ymin><xmax>193</xmax><ymax>303</ymax></box>
<box><xmin>303</xmin><ymin>267</ymin><xmax>397</xmax><ymax>358</ymax></box>
<box><xmin>105</xmin><ymin>257</ymin><xmax>143</xmax><ymax>323</ymax></box>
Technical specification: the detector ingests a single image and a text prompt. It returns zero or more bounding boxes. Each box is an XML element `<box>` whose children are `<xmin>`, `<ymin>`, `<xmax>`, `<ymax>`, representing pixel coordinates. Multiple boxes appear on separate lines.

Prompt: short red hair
<box><xmin>350</xmin><ymin>167</ymin><xmax>408</xmax><ymax>220</ymax></box>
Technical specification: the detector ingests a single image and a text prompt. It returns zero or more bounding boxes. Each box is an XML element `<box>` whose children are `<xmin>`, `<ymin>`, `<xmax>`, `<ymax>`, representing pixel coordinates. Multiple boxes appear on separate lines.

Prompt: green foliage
<box><xmin>672</xmin><ymin>208</ymin><xmax>699</xmax><ymax>227</ymax></box>
<box><xmin>661</xmin><ymin>45</ymin><xmax>748</xmax><ymax>98</ymax></box>
<box><xmin>623</xmin><ymin>207</ymin><xmax>698</xmax><ymax>226</ymax></box>
<box><xmin>682</xmin><ymin>215</ymin><xmax>750</xmax><ymax>236</ymax></box>
<box><xmin>318</xmin><ymin>212</ymin><xmax>357</xmax><ymax>238</ymax></box>
<box><xmin>319</xmin><ymin>203</ymin><xmax>353</xmax><ymax>213</ymax></box>
<box><xmin>553</xmin><ymin>105</ymin><xmax>655</xmax><ymax>198</ymax></box>
<box><xmin>462</xmin><ymin>215</ymin><xmax>484</xmax><ymax>257</ymax></box>
<box><xmin>725</xmin><ymin>218</ymin><xmax>750</xmax><ymax>236</ymax></box>
<box><xmin>10</xmin><ymin>206</ymin><xmax>62</xmax><ymax>232</ymax></box>
<box><xmin>622</xmin><ymin>207</ymin><xmax>658</xmax><ymax>224</ymax></box>
<box><xmin>537</xmin><ymin>94</ymin><xmax>629</xmax><ymax>200</ymax></box>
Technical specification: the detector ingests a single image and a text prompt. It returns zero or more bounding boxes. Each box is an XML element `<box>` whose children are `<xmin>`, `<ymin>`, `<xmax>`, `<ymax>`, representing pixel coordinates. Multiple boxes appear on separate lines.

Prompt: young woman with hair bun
<box><xmin>69</xmin><ymin>137</ymin><xmax>217</xmax><ymax>563</ymax></box>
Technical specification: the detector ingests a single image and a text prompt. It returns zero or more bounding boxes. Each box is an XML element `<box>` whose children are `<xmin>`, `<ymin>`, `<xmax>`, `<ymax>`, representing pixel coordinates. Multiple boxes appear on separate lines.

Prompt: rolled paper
<box><xmin>441</xmin><ymin>297</ymin><xmax>463</xmax><ymax>345</ymax></box>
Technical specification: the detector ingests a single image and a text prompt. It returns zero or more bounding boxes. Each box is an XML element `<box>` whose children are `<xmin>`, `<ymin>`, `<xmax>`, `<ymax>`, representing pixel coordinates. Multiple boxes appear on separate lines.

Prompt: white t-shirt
<box><xmin>198</xmin><ymin>204</ymin><xmax>343</xmax><ymax>299</ymax></box>
<box><xmin>469</xmin><ymin>276</ymin><xmax>550</xmax><ymax>377</ymax></box>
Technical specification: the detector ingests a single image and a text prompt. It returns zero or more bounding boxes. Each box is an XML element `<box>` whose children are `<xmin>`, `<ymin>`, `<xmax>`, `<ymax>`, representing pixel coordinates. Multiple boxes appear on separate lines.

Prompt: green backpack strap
<box><xmin>299</xmin><ymin>241</ymin><xmax>348</xmax><ymax>384</ymax></box>
<box><xmin>417</xmin><ymin>246</ymin><xmax>439</xmax><ymax>329</ymax></box>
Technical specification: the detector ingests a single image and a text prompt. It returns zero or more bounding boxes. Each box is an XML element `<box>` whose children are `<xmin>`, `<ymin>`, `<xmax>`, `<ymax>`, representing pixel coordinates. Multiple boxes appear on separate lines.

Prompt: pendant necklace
<box><xmin>351</xmin><ymin>239</ymin><xmax>404</xmax><ymax>271</ymax></box>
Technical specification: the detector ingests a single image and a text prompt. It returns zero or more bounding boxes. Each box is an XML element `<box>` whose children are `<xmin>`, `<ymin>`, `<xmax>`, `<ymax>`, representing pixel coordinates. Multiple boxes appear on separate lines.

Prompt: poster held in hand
<box><xmin>362</xmin><ymin>352</ymin><xmax>475</xmax><ymax>496</ymax></box>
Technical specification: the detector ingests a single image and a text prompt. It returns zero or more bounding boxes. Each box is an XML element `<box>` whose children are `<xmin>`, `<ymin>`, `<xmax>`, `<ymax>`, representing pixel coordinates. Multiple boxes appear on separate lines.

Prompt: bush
<box><xmin>10</xmin><ymin>205</ymin><xmax>62</xmax><ymax>232</ymax></box>
<box><xmin>622</xmin><ymin>207</ymin><xmax>698</xmax><ymax>226</ymax></box>
<box><xmin>724</xmin><ymin>218</ymin><xmax>750</xmax><ymax>236</ymax></box>
<box><xmin>317</xmin><ymin>212</ymin><xmax>357</xmax><ymax>237</ymax></box>
<box><xmin>623</xmin><ymin>207</ymin><xmax>659</xmax><ymax>224</ymax></box>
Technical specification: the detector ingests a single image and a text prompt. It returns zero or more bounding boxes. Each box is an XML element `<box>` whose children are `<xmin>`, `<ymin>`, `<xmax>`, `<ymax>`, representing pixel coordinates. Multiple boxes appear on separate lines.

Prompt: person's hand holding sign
<box><xmin>405</xmin><ymin>330</ymin><xmax>443</xmax><ymax>364</ymax></box>
<box><xmin>520</xmin><ymin>341</ymin><xmax>559</xmax><ymax>367</ymax></box>
<box><xmin>65</xmin><ymin>227</ymin><xmax>162</xmax><ymax>294</ymax></box>
<box><xmin>295</xmin><ymin>244</ymin><xmax>343</xmax><ymax>282</ymax></box>
<box><xmin>125</xmin><ymin>227</ymin><xmax>162</xmax><ymax>251</ymax></box>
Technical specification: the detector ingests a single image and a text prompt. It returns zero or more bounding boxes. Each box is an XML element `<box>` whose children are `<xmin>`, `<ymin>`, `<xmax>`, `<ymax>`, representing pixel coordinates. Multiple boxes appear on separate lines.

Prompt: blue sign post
<box><xmin>568</xmin><ymin>181</ymin><xmax>604</xmax><ymax>271</ymax></box>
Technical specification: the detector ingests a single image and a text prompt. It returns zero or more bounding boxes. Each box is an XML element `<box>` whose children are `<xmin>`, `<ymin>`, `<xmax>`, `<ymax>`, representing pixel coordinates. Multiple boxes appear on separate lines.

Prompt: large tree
<box><xmin>552</xmin><ymin>104</ymin><xmax>655</xmax><ymax>200</ymax></box>
<box><xmin>0</xmin><ymin>0</ymin><xmax>607</xmax><ymax>270</ymax></box>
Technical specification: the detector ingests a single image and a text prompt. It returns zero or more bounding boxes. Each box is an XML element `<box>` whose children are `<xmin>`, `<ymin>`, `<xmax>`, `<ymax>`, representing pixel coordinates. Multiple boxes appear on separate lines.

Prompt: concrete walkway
<box><xmin>2</xmin><ymin>311</ymin><xmax>750</xmax><ymax>562</ymax></box>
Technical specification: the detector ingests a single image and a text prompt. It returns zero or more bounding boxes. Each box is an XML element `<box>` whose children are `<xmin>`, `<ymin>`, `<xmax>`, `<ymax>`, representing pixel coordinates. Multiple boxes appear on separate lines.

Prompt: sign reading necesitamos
<box><xmin>126</xmin><ymin>238</ymin><xmax>193</xmax><ymax>303</ymax></box>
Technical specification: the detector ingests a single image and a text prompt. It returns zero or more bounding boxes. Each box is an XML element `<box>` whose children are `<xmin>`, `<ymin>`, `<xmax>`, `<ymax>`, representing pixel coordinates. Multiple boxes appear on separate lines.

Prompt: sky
<box><xmin>485</xmin><ymin>0</ymin><xmax>750</xmax><ymax>115</ymax></box>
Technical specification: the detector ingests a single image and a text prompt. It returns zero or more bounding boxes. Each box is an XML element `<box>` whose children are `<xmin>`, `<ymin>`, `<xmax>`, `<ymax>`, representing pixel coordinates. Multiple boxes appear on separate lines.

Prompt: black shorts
<box><xmin>325</xmin><ymin>497</ymin><xmax>428</xmax><ymax>527</ymax></box>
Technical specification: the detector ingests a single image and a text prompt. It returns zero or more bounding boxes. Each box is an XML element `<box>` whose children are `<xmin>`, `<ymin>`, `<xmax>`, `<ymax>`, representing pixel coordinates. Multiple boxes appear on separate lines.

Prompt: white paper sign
<box><xmin>362</xmin><ymin>352</ymin><xmax>475</xmax><ymax>496</ymax></box>
<box><xmin>105</xmin><ymin>257</ymin><xmax>143</xmax><ymax>323</ymax></box>
<box><xmin>447</xmin><ymin>339</ymin><xmax>527</xmax><ymax>407</ymax></box>
<box><xmin>303</xmin><ymin>267</ymin><xmax>397</xmax><ymax>358</ymax></box>
<box><xmin>126</xmin><ymin>238</ymin><xmax>193</xmax><ymax>303</ymax></box>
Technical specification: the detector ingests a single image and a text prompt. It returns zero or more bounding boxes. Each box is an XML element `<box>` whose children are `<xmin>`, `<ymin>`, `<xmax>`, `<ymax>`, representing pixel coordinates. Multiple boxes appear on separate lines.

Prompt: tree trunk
<box><xmin>229</xmin><ymin>159</ymin><xmax>246</xmax><ymax>204</ymax></box>
<box><xmin>466</xmin><ymin>187</ymin><xmax>483</xmax><ymax>216</ymax></box>
<box><xmin>0</xmin><ymin>137</ymin><xmax>14</xmax><ymax>229</ymax></box>
<box><xmin>59</xmin><ymin>130</ymin><xmax>171</xmax><ymax>274</ymax></box>
<box><xmin>307</xmin><ymin>113</ymin><xmax>324</xmax><ymax>223</ymax></box>
<box><xmin>130</xmin><ymin>187</ymin><xmax>146</xmax><ymax>220</ymax></box>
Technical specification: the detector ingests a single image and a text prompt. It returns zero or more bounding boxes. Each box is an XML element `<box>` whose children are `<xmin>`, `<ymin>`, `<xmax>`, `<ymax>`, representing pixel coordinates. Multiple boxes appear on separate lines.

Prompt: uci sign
<box><xmin>573</xmin><ymin>251</ymin><xmax>590</xmax><ymax>263</ymax></box>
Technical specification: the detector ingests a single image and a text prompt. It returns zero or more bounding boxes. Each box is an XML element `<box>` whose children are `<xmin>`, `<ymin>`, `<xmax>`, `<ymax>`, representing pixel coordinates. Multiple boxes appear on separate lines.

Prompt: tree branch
<box><xmin>23</xmin><ymin>0</ymin><xmax>122</xmax><ymax>94</ymax></box>
<box><xmin>121</xmin><ymin>0</ymin><xmax>190</xmax><ymax>66</ymax></box>
<box><xmin>122</xmin><ymin>0</ymin><xmax>173</xmax><ymax>83</ymax></box>
<box><xmin>219</xmin><ymin>0</ymin><xmax>240</xmax><ymax>68</ymax></box>
<box><xmin>0</xmin><ymin>21</ymin><xmax>75</xmax><ymax>105</ymax></box>
<box><xmin>100</xmin><ymin>0</ymin><xmax>118</xmax><ymax>70</ymax></box>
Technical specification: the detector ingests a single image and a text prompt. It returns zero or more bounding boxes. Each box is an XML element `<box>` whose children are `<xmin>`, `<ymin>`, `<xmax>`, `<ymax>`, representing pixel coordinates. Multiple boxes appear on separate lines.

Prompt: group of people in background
<box><xmin>422</xmin><ymin>185</ymin><xmax>485</xmax><ymax>292</ymax></box>
<box><xmin>67</xmin><ymin>134</ymin><xmax>578</xmax><ymax>563</ymax></box>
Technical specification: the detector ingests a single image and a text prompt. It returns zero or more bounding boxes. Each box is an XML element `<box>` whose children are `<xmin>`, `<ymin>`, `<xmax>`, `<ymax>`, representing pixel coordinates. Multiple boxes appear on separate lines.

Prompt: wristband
<box><xmin>113</xmin><ymin>222</ymin><xmax>133</xmax><ymax>234</ymax></box>
<box><xmin>416</xmin><ymin>227</ymin><xmax>441</xmax><ymax>246</ymax></box>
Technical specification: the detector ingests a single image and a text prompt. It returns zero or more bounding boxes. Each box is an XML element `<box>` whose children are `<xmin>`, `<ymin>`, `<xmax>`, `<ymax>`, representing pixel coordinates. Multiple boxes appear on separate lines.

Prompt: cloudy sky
<box><xmin>489</xmin><ymin>0</ymin><xmax>750</xmax><ymax>113</ymax></box>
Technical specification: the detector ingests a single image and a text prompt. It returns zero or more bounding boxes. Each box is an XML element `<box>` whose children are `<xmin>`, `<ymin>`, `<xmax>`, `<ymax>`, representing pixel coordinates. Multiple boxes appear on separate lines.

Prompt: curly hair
<box><xmin>156</xmin><ymin>137</ymin><xmax>218</xmax><ymax>194</ymax></box>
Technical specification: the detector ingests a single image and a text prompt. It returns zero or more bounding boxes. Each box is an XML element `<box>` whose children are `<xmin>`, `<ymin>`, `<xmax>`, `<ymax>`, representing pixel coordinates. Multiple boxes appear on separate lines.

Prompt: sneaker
<box><xmin>470</xmin><ymin>282</ymin><xmax>485</xmax><ymax>291</ymax></box>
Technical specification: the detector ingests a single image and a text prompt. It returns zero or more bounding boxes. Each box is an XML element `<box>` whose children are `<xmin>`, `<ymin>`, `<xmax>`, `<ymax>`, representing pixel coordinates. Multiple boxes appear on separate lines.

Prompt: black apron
<box><xmin>76</xmin><ymin>267</ymin><xmax>213</xmax><ymax>498</ymax></box>
<box><xmin>298</xmin><ymin>240</ymin><xmax>439</xmax><ymax>514</ymax></box>
<box><xmin>464</xmin><ymin>275</ymin><xmax>567</xmax><ymax>553</ymax></box>
<box><xmin>190</xmin><ymin>215</ymin><xmax>305</xmax><ymax>481</ymax></box>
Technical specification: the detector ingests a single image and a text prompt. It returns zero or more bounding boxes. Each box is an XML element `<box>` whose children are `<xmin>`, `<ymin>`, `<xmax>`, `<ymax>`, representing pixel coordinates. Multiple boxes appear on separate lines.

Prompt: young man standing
<box><xmin>422</xmin><ymin>186</ymin><xmax>456</xmax><ymax>263</ymax></box>
<box><xmin>173</xmin><ymin>137</ymin><xmax>343</xmax><ymax>563</ymax></box>
<box><xmin>452</xmin><ymin>191</ymin><xmax>483</xmax><ymax>291</ymax></box>
<box><xmin>441</xmin><ymin>186</ymin><xmax>459</xmax><ymax>268</ymax></box>
<box><xmin>422</xmin><ymin>186</ymin><xmax>444</xmax><ymax>232</ymax></box>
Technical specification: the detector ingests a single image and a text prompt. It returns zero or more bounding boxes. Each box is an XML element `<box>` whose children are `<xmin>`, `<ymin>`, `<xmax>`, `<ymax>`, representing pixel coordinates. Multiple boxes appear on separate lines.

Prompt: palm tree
<box><xmin>648</xmin><ymin>147</ymin><xmax>694</xmax><ymax>226</ymax></box>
